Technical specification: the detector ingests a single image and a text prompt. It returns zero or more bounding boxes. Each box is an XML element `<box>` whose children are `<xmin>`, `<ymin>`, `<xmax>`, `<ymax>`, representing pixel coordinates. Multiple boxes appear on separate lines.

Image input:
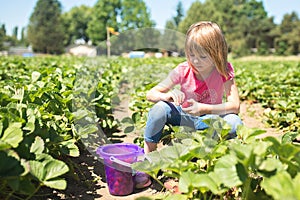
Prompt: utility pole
<box><xmin>106</xmin><ymin>27</ymin><xmax>111</xmax><ymax>57</ymax></box>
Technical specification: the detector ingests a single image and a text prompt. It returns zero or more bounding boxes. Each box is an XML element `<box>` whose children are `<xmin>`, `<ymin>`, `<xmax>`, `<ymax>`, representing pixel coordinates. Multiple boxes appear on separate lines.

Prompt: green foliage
<box><xmin>234</xmin><ymin>59</ymin><xmax>300</xmax><ymax>133</ymax></box>
<box><xmin>87</xmin><ymin>0</ymin><xmax>121</xmax><ymax>44</ymax></box>
<box><xmin>0</xmin><ymin>24</ymin><xmax>5</xmax><ymax>51</ymax></box>
<box><xmin>275</xmin><ymin>12</ymin><xmax>300</xmax><ymax>55</ymax></box>
<box><xmin>1</xmin><ymin>0</ymin><xmax>300</xmax><ymax>56</ymax></box>
<box><xmin>178</xmin><ymin>0</ymin><xmax>275</xmax><ymax>57</ymax></box>
<box><xmin>27</xmin><ymin>0</ymin><xmax>65</xmax><ymax>54</ymax></box>
<box><xmin>62</xmin><ymin>5</ymin><xmax>93</xmax><ymax>45</ymax></box>
<box><xmin>109</xmin><ymin>56</ymin><xmax>300</xmax><ymax>199</ymax></box>
<box><xmin>133</xmin><ymin>121</ymin><xmax>300</xmax><ymax>199</ymax></box>
<box><xmin>0</xmin><ymin>56</ymin><xmax>122</xmax><ymax>198</ymax></box>
<box><xmin>120</xmin><ymin>0</ymin><xmax>154</xmax><ymax>30</ymax></box>
<box><xmin>173</xmin><ymin>1</ymin><xmax>184</xmax><ymax>27</ymax></box>
<box><xmin>0</xmin><ymin>56</ymin><xmax>299</xmax><ymax>199</ymax></box>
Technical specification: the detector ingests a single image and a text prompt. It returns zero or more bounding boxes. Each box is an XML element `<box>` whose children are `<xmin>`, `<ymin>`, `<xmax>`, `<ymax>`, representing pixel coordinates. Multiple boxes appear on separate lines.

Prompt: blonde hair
<box><xmin>185</xmin><ymin>21</ymin><xmax>229</xmax><ymax>78</ymax></box>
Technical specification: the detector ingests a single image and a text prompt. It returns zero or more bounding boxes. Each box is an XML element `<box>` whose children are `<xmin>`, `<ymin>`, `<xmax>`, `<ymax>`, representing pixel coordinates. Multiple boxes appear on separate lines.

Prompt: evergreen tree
<box><xmin>12</xmin><ymin>26</ymin><xmax>18</xmax><ymax>39</ymax></box>
<box><xmin>0</xmin><ymin>24</ymin><xmax>5</xmax><ymax>50</ymax></box>
<box><xmin>20</xmin><ymin>27</ymin><xmax>28</xmax><ymax>46</ymax></box>
<box><xmin>27</xmin><ymin>0</ymin><xmax>65</xmax><ymax>54</ymax></box>
<box><xmin>173</xmin><ymin>1</ymin><xmax>184</xmax><ymax>27</ymax></box>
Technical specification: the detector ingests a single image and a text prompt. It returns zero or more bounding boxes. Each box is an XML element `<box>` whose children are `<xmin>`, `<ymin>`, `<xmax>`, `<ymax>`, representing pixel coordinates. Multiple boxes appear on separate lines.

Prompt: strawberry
<box><xmin>181</xmin><ymin>102</ymin><xmax>191</xmax><ymax>108</ymax></box>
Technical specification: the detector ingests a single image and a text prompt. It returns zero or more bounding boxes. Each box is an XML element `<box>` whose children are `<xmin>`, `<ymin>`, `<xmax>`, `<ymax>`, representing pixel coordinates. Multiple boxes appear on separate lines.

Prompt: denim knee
<box><xmin>223</xmin><ymin>114</ymin><xmax>243</xmax><ymax>134</ymax></box>
<box><xmin>144</xmin><ymin>101</ymin><xmax>171</xmax><ymax>143</ymax></box>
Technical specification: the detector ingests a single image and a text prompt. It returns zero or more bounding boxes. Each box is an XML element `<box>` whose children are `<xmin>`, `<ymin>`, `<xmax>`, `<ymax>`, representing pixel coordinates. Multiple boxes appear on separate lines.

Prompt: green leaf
<box><xmin>29</xmin><ymin>160</ymin><xmax>45</xmax><ymax>181</ymax></box>
<box><xmin>179</xmin><ymin>171</ymin><xmax>219</xmax><ymax>194</ymax></box>
<box><xmin>278</xmin><ymin>143</ymin><xmax>300</xmax><ymax>161</ymax></box>
<box><xmin>252</xmin><ymin>141</ymin><xmax>272</xmax><ymax>156</ymax></box>
<box><xmin>30</xmin><ymin>136</ymin><xmax>45</xmax><ymax>154</ymax></box>
<box><xmin>124</xmin><ymin>125</ymin><xmax>134</xmax><ymax>133</ymax></box>
<box><xmin>0</xmin><ymin>151</ymin><xmax>24</xmax><ymax>177</ymax></box>
<box><xmin>121</xmin><ymin>117</ymin><xmax>133</xmax><ymax>124</ymax></box>
<box><xmin>29</xmin><ymin>158</ymin><xmax>69</xmax><ymax>189</ymax></box>
<box><xmin>164</xmin><ymin>194</ymin><xmax>188</xmax><ymax>200</ymax></box>
<box><xmin>258</xmin><ymin>157</ymin><xmax>284</xmax><ymax>172</ymax></box>
<box><xmin>213</xmin><ymin>154</ymin><xmax>242</xmax><ymax>188</ymax></box>
<box><xmin>44</xmin><ymin>159</ymin><xmax>69</xmax><ymax>181</ymax></box>
<box><xmin>60</xmin><ymin>139</ymin><xmax>80</xmax><ymax>157</ymax></box>
<box><xmin>76</xmin><ymin>124</ymin><xmax>98</xmax><ymax>138</ymax></box>
<box><xmin>282</xmin><ymin>132</ymin><xmax>299</xmax><ymax>144</ymax></box>
<box><xmin>31</xmin><ymin>71</ymin><xmax>41</xmax><ymax>82</ymax></box>
<box><xmin>18</xmin><ymin>179</ymin><xmax>36</xmax><ymax>195</ymax></box>
<box><xmin>236</xmin><ymin>125</ymin><xmax>266</xmax><ymax>143</ymax></box>
<box><xmin>1</xmin><ymin>122</ymin><xmax>23</xmax><ymax>148</ymax></box>
<box><xmin>159</xmin><ymin>143</ymin><xmax>186</xmax><ymax>161</ymax></box>
<box><xmin>132</xmin><ymin>150</ymin><xmax>168</xmax><ymax>174</ymax></box>
<box><xmin>132</xmin><ymin>112</ymin><xmax>141</xmax><ymax>123</ymax></box>
<box><xmin>23</xmin><ymin>107</ymin><xmax>38</xmax><ymax>134</ymax></box>
<box><xmin>72</xmin><ymin>109</ymin><xmax>89</xmax><ymax>120</ymax></box>
<box><xmin>0</xmin><ymin>140</ymin><xmax>11</xmax><ymax>151</ymax></box>
<box><xmin>0</xmin><ymin>122</ymin><xmax>3</xmax><ymax>137</ymax></box>
<box><xmin>261</xmin><ymin>171</ymin><xmax>300</xmax><ymax>199</ymax></box>
<box><xmin>43</xmin><ymin>178</ymin><xmax>67</xmax><ymax>190</ymax></box>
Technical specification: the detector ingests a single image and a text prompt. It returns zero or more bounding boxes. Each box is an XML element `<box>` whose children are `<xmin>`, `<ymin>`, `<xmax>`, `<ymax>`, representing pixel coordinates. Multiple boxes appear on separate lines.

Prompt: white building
<box><xmin>67</xmin><ymin>45</ymin><xmax>97</xmax><ymax>57</ymax></box>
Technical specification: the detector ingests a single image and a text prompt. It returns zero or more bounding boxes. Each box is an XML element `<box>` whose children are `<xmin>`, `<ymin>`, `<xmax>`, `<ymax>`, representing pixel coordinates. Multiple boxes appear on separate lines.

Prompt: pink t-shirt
<box><xmin>170</xmin><ymin>61</ymin><xmax>234</xmax><ymax>104</ymax></box>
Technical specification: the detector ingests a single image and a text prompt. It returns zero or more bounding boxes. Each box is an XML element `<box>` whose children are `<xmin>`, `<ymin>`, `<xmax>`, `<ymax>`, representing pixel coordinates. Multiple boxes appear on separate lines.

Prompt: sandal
<box><xmin>133</xmin><ymin>172</ymin><xmax>152</xmax><ymax>189</ymax></box>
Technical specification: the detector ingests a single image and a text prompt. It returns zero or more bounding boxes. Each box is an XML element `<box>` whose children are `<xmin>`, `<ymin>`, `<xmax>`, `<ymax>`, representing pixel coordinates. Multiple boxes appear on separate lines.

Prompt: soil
<box><xmin>33</xmin><ymin>95</ymin><xmax>284</xmax><ymax>200</ymax></box>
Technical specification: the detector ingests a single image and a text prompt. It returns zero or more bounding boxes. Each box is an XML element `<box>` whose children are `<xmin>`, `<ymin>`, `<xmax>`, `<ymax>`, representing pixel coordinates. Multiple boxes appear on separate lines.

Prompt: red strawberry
<box><xmin>181</xmin><ymin>102</ymin><xmax>191</xmax><ymax>108</ymax></box>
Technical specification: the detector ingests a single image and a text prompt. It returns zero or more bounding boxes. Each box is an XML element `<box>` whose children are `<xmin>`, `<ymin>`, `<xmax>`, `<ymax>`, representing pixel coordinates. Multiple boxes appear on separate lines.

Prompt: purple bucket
<box><xmin>96</xmin><ymin>143</ymin><xmax>144</xmax><ymax>196</ymax></box>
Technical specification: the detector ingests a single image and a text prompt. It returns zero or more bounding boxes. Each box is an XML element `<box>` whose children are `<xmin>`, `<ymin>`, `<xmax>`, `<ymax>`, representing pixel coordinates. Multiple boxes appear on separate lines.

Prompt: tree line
<box><xmin>0</xmin><ymin>0</ymin><xmax>299</xmax><ymax>57</ymax></box>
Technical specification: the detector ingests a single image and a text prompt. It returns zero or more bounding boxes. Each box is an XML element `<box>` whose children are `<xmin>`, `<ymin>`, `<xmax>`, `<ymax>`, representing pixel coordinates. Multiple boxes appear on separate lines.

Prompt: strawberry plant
<box><xmin>0</xmin><ymin>56</ymin><xmax>123</xmax><ymax>199</ymax></box>
<box><xmin>234</xmin><ymin>59</ymin><xmax>300</xmax><ymax>133</ymax></box>
<box><xmin>132</xmin><ymin>118</ymin><xmax>300</xmax><ymax>199</ymax></box>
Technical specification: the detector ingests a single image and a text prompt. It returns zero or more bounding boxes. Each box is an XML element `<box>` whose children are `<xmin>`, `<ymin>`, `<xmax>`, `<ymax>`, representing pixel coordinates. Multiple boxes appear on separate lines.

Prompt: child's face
<box><xmin>188</xmin><ymin>53</ymin><xmax>214</xmax><ymax>74</ymax></box>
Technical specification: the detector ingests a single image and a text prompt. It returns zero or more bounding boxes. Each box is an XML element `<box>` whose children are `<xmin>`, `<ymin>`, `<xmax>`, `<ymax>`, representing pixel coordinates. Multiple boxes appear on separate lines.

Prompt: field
<box><xmin>0</xmin><ymin>55</ymin><xmax>299</xmax><ymax>199</ymax></box>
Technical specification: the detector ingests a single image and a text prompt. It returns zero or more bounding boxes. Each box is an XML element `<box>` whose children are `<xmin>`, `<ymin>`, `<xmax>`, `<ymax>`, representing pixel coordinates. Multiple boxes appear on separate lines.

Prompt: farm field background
<box><xmin>0</xmin><ymin>55</ymin><xmax>299</xmax><ymax>199</ymax></box>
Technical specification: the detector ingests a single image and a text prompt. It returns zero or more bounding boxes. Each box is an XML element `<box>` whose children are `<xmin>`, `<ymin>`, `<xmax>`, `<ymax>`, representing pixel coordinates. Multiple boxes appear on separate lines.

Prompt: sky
<box><xmin>0</xmin><ymin>0</ymin><xmax>299</xmax><ymax>36</ymax></box>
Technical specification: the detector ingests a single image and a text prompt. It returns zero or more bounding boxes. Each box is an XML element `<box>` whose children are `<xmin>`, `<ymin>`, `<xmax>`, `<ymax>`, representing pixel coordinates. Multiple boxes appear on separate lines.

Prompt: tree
<box><xmin>62</xmin><ymin>5</ymin><xmax>92</xmax><ymax>46</ymax></box>
<box><xmin>20</xmin><ymin>27</ymin><xmax>29</xmax><ymax>46</ymax></box>
<box><xmin>12</xmin><ymin>26</ymin><xmax>18</xmax><ymax>39</ymax></box>
<box><xmin>110</xmin><ymin>0</ymin><xmax>156</xmax><ymax>54</ymax></box>
<box><xmin>178</xmin><ymin>0</ymin><xmax>276</xmax><ymax>57</ymax></box>
<box><xmin>120</xmin><ymin>0</ymin><xmax>154</xmax><ymax>30</ymax></box>
<box><xmin>275</xmin><ymin>12</ymin><xmax>300</xmax><ymax>55</ymax></box>
<box><xmin>0</xmin><ymin>24</ymin><xmax>5</xmax><ymax>50</ymax></box>
<box><xmin>178</xmin><ymin>0</ymin><xmax>222</xmax><ymax>33</ymax></box>
<box><xmin>27</xmin><ymin>0</ymin><xmax>65</xmax><ymax>54</ymax></box>
<box><xmin>173</xmin><ymin>1</ymin><xmax>184</xmax><ymax>27</ymax></box>
<box><xmin>161</xmin><ymin>20</ymin><xmax>185</xmax><ymax>55</ymax></box>
<box><xmin>87</xmin><ymin>0</ymin><xmax>121</xmax><ymax>45</ymax></box>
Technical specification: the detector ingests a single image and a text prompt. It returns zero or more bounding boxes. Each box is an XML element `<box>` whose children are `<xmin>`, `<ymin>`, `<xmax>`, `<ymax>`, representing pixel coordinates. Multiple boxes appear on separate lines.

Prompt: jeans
<box><xmin>144</xmin><ymin>101</ymin><xmax>243</xmax><ymax>143</ymax></box>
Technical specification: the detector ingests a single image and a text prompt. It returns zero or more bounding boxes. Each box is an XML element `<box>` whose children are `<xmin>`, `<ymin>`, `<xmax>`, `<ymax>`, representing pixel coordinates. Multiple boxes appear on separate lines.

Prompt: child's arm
<box><xmin>183</xmin><ymin>79</ymin><xmax>240</xmax><ymax>115</ymax></box>
<box><xmin>146</xmin><ymin>76</ymin><xmax>185</xmax><ymax>105</ymax></box>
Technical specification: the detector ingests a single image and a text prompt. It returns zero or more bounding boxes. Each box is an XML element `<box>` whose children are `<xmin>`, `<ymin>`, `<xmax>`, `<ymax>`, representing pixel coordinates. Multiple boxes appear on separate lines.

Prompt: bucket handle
<box><xmin>109</xmin><ymin>156</ymin><xmax>137</xmax><ymax>175</ymax></box>
<box><xmin>109</xmin><ymin>156</ymin><xmax>132</xmax><ymax>168</ymax></box>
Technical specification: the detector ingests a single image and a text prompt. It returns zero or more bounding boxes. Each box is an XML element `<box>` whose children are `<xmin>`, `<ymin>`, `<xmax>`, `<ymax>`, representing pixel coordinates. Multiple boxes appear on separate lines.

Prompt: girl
<box><xmin>144</xmin><ymin>21</ymin><xmax>243</xmax><ymax>153</ymax></box>
<box><xmin>134</xmin><ymin>21</ymin><xmax>243</xmax><ymax>189</ymax></box>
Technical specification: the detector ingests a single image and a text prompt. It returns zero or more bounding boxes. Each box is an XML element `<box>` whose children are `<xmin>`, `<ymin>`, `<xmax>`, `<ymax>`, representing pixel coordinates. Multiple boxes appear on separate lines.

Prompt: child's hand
<box><xmin>165</xmin><ymin>89</ymin><xmax>185</xmax><ymax>105</ymax></box>
<box><xmin>182</xmin><ymin>99</ymin><xmax>204</xmax><ymax>116</ymax></box>
<box><xmin>181</xmin><ymin>101</ymin><xmax>191</xmax><ymax>108</ymax></box>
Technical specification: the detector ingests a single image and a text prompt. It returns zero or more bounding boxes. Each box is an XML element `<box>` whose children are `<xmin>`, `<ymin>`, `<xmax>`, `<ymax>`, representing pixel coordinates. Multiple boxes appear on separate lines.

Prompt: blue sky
<box><xmin>0</xmin><ymin>0</ymin><xmax>299</xmax><ymax>36</ymax></box>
